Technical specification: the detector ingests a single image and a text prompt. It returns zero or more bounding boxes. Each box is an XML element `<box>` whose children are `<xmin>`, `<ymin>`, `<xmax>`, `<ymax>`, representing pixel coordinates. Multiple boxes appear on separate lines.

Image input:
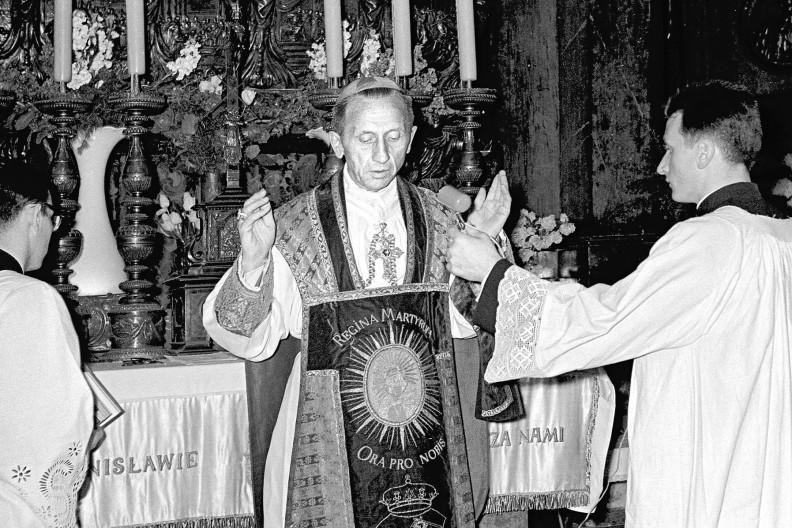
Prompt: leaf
<box><xmin>180</xmin><ymin>113</ymin><xmax>199</xmax><ymax>136</ymax></box>
<box><xmin>14</xmin><ymin>110</ymin><xmax>36</xmax><ymax>131</ymax></box>
<box><xmin>245</xmin><ymin>144</ymin><xmax>260</xmax><ymax>159</ymax></box>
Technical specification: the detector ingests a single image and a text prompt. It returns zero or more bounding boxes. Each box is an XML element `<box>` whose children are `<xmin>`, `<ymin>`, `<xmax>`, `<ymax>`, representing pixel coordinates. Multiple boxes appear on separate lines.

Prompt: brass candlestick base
<box><xmin>34</xmin><ymin>94</ymin><xmax>94</xmax><ymax>297</ymax></box>
<box><xmin>106</xmin><ymin>92</ymin><xmax>168</xmax><ymax>361</ymax></box>
<box><xmin>443</xmin><ymin>87</ymin><xmax>497</xmax><ymax>197</ymax></box>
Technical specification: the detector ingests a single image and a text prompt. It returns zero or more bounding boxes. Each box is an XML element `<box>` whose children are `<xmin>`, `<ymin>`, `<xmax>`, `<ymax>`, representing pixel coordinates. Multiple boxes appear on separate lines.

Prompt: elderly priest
<box><xmin>204</xmin><ymin>77</ymin><xmax>512</xmax><ymax>527</ymax></box>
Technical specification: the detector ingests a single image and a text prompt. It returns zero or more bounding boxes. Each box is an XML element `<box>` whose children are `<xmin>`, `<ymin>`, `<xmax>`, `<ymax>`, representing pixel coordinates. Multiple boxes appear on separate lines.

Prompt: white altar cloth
<box><xmin>78</xmin><ymin>353</ymin><xmax>254</xmax><ymax>528</ymax></box>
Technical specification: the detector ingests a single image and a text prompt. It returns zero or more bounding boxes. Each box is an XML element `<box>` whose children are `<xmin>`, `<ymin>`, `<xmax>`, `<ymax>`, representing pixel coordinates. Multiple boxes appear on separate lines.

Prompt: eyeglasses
<box><xmin>40</xmin><ymin>203</ymin><xmax>63</xmax><ymax>231</ymax></box>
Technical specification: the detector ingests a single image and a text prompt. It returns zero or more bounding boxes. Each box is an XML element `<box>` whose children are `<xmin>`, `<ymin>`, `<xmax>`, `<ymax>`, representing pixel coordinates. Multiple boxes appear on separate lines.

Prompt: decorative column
<box><xmin>107</xmin><ymin>92</ymin><xmax>167</xmax><ymax>360</ymax></box>
<box><xmin>34</xmin><ymin>94</ymin><xmax>93</xmax><ymax>296</ymax></box>
<box><xmin>443</xmin><ymin>86</ymin><xmax>497</xmax><ymax>197</ymax></box>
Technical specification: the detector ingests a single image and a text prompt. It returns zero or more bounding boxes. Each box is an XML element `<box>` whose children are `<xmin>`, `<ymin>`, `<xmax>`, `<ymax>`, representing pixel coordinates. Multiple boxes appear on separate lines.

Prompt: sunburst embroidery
<box><xmin>340</xmin><ymin>323</ymin><xmax>442</xmax><ymax>450</ymax></box>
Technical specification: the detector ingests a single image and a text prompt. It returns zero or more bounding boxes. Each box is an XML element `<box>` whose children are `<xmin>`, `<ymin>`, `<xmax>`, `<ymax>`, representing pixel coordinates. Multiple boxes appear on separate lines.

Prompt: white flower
<box><xmin>518</xmin><ymin>248</ymin><xmax>537</xmax><ymax>263</ymax></box>
<box><xmin>156</xmin><ymin>193</ymin><xmax>170</xmax><ymax>217</ymax></box>
<box><xmin>360</xmin><ymin>30</ymin><xmax>381</xmax><ymax>77</ymax></box>
<box><xmin>187</xmin><ymin>210</ymin><xmax>200</xmax><ymax>230</ymax></box>
<box><xmin>538</xmin><ymin>215</ymin><xmax>557</xmax><ymax>231</ymax></box>
<box><xmin>67</xmin><ymin>64</ymin><xmax>92</xmax><ymax>90</ymax></box>
<box><xmin>307</xmin><ymin>19</ymin><xmax>353</xmax><ymax>80</ymax></box>
<box><xmin>307</xmin><ymin>42</ymin><xmax>327</xmax><ymax>80</ymax></box>
<box><xmin>199</xmin><ymin>74</ymin><xmax>223</xmax><ymax>95</ymax></box>
<box><xmin>158</xmin><ymin>210</ymin><xmax>182</xmax><ymax>236</ymax></box>
<box><xmin>241</xmin><ymin>88</ymin><xmax>257</xmax><ymax>105</ymax></box>
<box><xmin>166</xmin><ymin>39</ymin><xmax>202</xmax><ymax>80</ymax></box>
<box><xmin>342</xmin><ymin>20</ymin><xmax>353</xmax><ymax>57</ymax></box>
<box><xmin>772</xmin><ymin>177</ymin><xmax>792</xmax><ymax>199</ymax></box>
<box><xmin>510</xmin><ymin>226</ymin><xmax>528</xmax><ymax>246</ymax></box>
<box><xmin>182</xmin><ymin>192</ymin><xmax>196</xmax><ymax>211</ymax></box>
<box><xmin>169</xmin><ymin>211</ymin><xmax>182</xmax><ymax>226</ymax></box>
<box><xmin>559</xmin><ymin>223</ymin><xmax>575</xmax><ymax>236</ymax></box>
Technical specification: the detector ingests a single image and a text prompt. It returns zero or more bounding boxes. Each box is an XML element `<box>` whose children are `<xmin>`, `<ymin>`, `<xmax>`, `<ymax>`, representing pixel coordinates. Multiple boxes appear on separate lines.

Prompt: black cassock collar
<box><xmin>0</xmin><ymin>248</ymin><xmax>23</xmax><ymax>274</ymax></box>
<box><xmin>697</xmin><ymin>182</ymin><xmax>788</xmax><ymax>218</ymax></box>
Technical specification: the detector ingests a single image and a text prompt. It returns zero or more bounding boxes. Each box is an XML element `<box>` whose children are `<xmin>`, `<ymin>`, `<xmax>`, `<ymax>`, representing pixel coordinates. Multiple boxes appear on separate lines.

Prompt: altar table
<box><xmin>78</xmin><ymin>353</ymin><xmax>255</xmax><ymax>528</ymax></box>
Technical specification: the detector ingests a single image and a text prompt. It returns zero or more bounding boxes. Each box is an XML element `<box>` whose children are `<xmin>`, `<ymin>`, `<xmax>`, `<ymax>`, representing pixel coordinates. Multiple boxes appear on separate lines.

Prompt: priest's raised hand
<box><xmin>467</xmin><ymin>169</ymin><xmax>511</xmax><ymax>237</ymax></box>
<box><xmin>237</xmin><ymin>187</ymin><xmax>276</xmax><ymax>274</ymax></box>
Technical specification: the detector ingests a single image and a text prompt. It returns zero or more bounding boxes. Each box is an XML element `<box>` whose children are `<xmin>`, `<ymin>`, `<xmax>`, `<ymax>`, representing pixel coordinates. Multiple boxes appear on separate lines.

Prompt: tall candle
<box><xmin>53</xmin><ymin>0</ymin><xmax>73</xmax><ymax>84</ymax></box>
<box><xmin>455</xmin><ymin>0</ymin><xmax>477</xmax><ymax>82</ymax></box>
<box><xmin>324</xmin><ymin>0</ymin><xmax>343</xmax><ymax>79</ymax></box>
<box><xmin>392</xmin><ymin>0</ymin><xmax>412</xmax><ymax>77</ymax></box>
<box><xmin>126</xmin><ymin>0</ymin><xmax>146</xmax><ymax>77</ymax></box>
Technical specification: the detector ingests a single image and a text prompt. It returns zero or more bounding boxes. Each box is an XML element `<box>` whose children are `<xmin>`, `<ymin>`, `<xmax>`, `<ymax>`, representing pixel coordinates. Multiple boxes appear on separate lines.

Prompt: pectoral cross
<box><xmin>365</xmin><ymin>222</ymin><xmax>404</xmax><ymax>287</ymax></box>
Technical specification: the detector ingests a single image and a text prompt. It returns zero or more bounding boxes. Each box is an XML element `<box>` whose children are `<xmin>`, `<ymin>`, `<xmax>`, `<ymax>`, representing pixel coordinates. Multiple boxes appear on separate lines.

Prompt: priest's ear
<box><xmin>329</xmin><ymin>130</ymin><xmax>345</xmax><ymax>159</ymax></box>
<box><xmin>695</xmin><ymin>137</ymin><xmax>716</xmax><ymax>169</ymax></box>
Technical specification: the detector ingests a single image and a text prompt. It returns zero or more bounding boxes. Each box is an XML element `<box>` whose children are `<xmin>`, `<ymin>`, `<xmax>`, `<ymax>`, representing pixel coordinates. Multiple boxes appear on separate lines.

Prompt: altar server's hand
<box><xmin>238</xmin><ymin>188</ymin><xmax>276</xmax><ymax>274</ymax></box>
<box><xmin>467</xmin><ymin>170</ymin><xmax>511</xmax><ymax>237</ymax></box>
<box><xmin>447</xmin><ymin>227</ymin><xmax>503</xmax><ymax>283</ymax></box>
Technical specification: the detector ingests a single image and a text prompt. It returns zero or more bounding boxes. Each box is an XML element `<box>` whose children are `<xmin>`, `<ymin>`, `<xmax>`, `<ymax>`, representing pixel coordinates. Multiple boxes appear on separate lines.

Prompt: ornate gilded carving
<box><xmin>0</xmin><ymin>0</ymin><xmax>44</xmax><ymax>75</ymax></box>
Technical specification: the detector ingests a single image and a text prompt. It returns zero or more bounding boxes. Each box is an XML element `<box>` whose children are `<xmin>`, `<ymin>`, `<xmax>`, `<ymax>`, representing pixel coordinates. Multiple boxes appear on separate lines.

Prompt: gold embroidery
<box><xmin>214</xmin><ymin>261</ymin><xmax>274</xmax><ymax>337</ymax></box>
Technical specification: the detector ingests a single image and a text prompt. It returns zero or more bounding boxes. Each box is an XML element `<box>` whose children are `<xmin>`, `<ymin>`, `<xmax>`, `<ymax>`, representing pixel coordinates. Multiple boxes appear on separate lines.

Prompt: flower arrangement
<box><xmin>68</xmin><ymin>9</ymin><xmax>120</xmax><ymax>90</ymax></box>
<box><xmin>307</xmin><ymin>20</ymin><xmax>354</xmax><ymax>81</ymax></box>
<box><xmin>156</xmin><ymin>191</ymin><xmax>200</xmax><ymax>244</ymax></box>
<box><xmin>305</xmin><ymin>21</ymin><xmax>449</xmax><ymax>126</ymax></box>
<box><xmin>510</xmin><ymin>210</ymin><xmax>576</xmax><ymax>278</ymax></box>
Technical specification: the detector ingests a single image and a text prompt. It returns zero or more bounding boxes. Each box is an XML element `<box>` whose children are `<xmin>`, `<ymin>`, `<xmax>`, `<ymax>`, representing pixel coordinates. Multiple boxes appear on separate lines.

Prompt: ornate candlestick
<box><xmin>34</xmin><ymin>93</ymin><xmax>93</xmax><ymax>297</ymax></box>
<box><xmin>443</xmin><ymin>84</ymin><xmax>497</xmax><ymax>197</ymax></box>
<box><xmin>107</xmin><ymin>91</ymin><xmax>168</xmax><ymax>360</ymax></box>
<box><xmin>308</xmin><ymin>77</ymin><xmax>343</xmax><ymax>181</ymax></box>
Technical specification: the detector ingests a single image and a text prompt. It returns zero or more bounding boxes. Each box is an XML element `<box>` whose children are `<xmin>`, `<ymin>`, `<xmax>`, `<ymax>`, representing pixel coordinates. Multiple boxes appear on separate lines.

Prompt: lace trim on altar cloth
<box><xmin>215</xmin><ymin>260</ymin><xmax>274</xmax><ymax>337</ymax></box>
<box><xmin>121</xmin><ymin>514</ymin><xmax>256</xmax><ymax>527</ymax></box>
<box><xmin>8</xmin><ymin>441</ymin><xmax>87</xmax><ymax>528</ymax></box>
<box><xmin>486</xmin><ymin>266</ymin><xmax>548</xmax><ymax>382</ymax></box>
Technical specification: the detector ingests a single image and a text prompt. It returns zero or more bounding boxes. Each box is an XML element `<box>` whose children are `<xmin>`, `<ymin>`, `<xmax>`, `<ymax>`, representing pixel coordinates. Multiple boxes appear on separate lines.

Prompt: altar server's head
<box><xmin>657</xmin><ymin>80</ymin><xmax>761</xmax><ymax>203</ymax></box>
<box><xmin>0</xmin><ymin>157</ymin><xmax>61</xmax><ymax>271</ymax></box>
<box><xmin>329</xmin><ymin>76</ymin><xmax>418</xmax><ymax>192</ymax></box>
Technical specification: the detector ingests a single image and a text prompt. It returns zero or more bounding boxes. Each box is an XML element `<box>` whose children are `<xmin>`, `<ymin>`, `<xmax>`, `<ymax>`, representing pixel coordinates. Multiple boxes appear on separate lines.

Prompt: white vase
<box><xmin>69</xmin><ymin>126</ymin><xmax>127</xmax><ymax>295</ymax></box>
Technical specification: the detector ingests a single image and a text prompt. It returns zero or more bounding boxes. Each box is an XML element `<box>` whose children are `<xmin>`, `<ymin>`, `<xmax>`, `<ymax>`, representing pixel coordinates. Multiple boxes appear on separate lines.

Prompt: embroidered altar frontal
<box><xmin>287</xmin><ymin>285</ymin><xmax>474</xmax><ymax>527</ymax></box>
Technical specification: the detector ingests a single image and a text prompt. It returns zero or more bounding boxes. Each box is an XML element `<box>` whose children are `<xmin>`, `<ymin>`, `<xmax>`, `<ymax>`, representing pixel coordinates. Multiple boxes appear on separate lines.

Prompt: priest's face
<box><xmin>329</xmin><ymin>95</ymin><xmax>417</xmax><ymax>192</ymax></box>
<box><xmin>657</xmin><ymin>112</ymin><xmax>700</xmax><ymax>203</ymax></box>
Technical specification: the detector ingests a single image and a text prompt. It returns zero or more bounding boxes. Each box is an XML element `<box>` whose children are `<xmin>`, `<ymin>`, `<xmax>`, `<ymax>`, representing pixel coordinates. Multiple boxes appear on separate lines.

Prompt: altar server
<box><xmin>447</xmin><ymin>80</ymin><xmax>792</xmax><ymax>527</ymax></box>
<box><xmin>0</xmin><ymin>158</ymin><xmax>94</xmax><ymax>527</ymax></box>
<box><xmin>204</xmin><ymin>77</ymin><xmax>514</xmax><ymax>527</ymax></box>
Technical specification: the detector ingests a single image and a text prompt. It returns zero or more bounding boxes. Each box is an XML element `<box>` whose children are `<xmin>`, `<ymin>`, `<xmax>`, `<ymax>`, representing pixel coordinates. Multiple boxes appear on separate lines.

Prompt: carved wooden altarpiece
<box><xmin>0</xmin><ymin>0</ymin><xmax>498</xmax><ymax>357</ymax></box>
